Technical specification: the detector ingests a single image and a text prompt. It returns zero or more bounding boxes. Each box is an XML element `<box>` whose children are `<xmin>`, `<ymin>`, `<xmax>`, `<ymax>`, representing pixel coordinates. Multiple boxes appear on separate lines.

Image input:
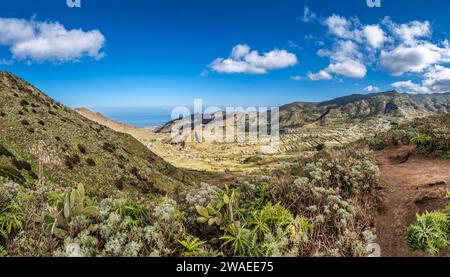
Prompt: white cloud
<box><xmin>210</xmin><ymin>58</ymin><xmax>267</xmax><ymax>74</ymax></box>
<box><xmin>301</xmin><ymin>13</ymin><xmax>450</xmax><ymax>93</ymax></box>
<box><xmin>320</xmin><ymin>40</ymin><xmax>367</xmax><ymax>78</ymax></box>
<box><xmin>301</xmin><ymin>6</ymin><xmax>317</xmax><ymax>23</ymax></box>
<box><xmin>391</xmin><ymin>66</ymin><xmax>450</xmax><ymax>94</ymax></box>
<box><xmin>391</xmin><ymin>80</ymin><xmax>430</xmax><ymax>94</ymax></box>
<box><xmin>0</xmin><ymin>17</ymin><xmax>106</xmax><ymax>63</ymax></box>
<box><xmin>363</xmin><ymin>25</ymin><xmax>386</xmax><ymax>48</ymax></box>
<box><xmin>230</xmin><ymin>44</ymin><xmax>250</xmax><ymax>60</ymax></box>
<box><xmin>387</xmin><ymin>19</ymin><xmax>431</xmax><ymax>46</ymax></box>
<box><xmin>380</xmin><ymin>44</ymin><xmax>441</xmax><ymax>76</ymax></box>
<box><xmin>326</xmin><ymin>59</ymin><xmax>367</xmax><ymax>78</ymax></box>
<box><xmin>324</xmin><ymin>15</ymin><xmax>353</xmax><ymax>39</ymax></box>
<box><xmin>307</xmin><ymin>70</ymin><xmax>333</xmax><ymax>81</ymax></box>
<box><xmin>210</xmin><ymin>44</ymin><xmax>298</xmax><ymax>74</ymax></box>
<box><xmin>363</xmin><ymin>85</ymin><xmax>380</xmax><ymax>92</ymax></box>
<box><xmin>422</xmin><ymin>65</ymin><xmax>450</xmax><ymax>92</ymax></box>
<box><xmin>290</xmin><ymin>75</ymin><xmax>303</xmax><ymax>81</ymax></box>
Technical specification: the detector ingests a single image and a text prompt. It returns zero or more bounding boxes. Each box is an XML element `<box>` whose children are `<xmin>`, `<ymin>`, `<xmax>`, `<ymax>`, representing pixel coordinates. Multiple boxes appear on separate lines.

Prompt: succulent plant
<box><xmin>43</xmin><ymin>183</ymin><xmax>97</xmax><ymax>238</ymax></box>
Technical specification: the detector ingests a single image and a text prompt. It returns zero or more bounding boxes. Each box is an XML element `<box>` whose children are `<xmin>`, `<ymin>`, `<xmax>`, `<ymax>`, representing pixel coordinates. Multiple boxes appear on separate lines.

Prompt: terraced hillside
<box><xmin>0</xmin><ymin>72</ymin><xmax>197</xmax><ymax>197</ymax></box>
<box><xmin>77</xmin><ymin>90</ymin><xmax>449</xmax><ymax>173</ymax></box>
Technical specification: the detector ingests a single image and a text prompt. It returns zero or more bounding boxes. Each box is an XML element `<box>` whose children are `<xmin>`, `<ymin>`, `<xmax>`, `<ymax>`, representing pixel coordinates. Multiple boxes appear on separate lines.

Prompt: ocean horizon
<box><xmin>93</xmin><ymin>107</ymin><xmax>175</xmax><ymax>128</ymax></box>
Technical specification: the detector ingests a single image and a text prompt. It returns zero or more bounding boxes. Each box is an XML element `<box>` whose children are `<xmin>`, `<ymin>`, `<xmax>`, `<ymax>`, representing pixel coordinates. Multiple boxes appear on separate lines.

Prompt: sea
<box><xmin>94</xmin><ymin>107</ymin><xmax>175</xmax><ymax>128</ymax></box>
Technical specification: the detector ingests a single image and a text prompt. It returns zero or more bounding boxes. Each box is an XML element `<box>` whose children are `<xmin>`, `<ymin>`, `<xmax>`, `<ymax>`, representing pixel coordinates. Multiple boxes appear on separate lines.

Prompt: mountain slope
<box><xmin>151</xmin><ymin>90</ymin><xmax>449</xmax><ymax>134</ymax></box>
<box><xmin>280</xmin><ymin>91</ymin><xmax>450</xmax><ymax>129</ymax></box>
<box><xmin>0</xmin><ymin>72</ymin><xmax>197</xmax><ymax>197</ymax></box>
<box><xmin>74</xmin><ymin>108</ymin><xmax>155</xmax><ymax>140</ymax></box>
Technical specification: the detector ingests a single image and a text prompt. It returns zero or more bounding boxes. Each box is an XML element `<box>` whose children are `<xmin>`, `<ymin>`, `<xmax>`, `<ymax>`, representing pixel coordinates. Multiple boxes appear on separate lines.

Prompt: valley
<box><xmin>1</xmin><ymin>71</ymin><xmax>449</xmax><ymax>257</ymax></box>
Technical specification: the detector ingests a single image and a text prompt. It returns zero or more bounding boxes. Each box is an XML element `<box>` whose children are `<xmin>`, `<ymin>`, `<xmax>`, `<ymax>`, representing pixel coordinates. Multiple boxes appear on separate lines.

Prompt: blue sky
<box><xmin>1</xmin><ymin>0</ymin><xmax>450</xmax><ymax>110</ymax></box>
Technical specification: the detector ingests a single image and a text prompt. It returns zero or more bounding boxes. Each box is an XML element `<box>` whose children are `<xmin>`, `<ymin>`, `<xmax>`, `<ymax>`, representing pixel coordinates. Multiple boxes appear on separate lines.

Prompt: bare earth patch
<box><xmin>374</xmin><ymin>145</ymin><xmax>450</xmax><ymax>257</ymax></box>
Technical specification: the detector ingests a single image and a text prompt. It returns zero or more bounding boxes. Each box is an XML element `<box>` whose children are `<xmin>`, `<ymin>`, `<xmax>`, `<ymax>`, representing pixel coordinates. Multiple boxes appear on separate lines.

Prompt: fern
<box><xmin>0</xmin><ymin>202</ymin><xmax>25</xmax><ymax>239</ymax></box>
<box><xmin>410</xmin><ymin>134</ymin><xmax>432</xmax><ymax>148</ymax></box>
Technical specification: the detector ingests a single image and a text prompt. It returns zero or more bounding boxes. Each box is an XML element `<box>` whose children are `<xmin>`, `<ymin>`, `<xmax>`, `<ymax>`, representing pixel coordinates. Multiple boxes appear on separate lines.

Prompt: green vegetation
<box><xmin>407</xmin><ymin>191</ymin><xmax>450</xmax><ymax>255</ymax></box>
<box><xmin>407</xmin><ymin>211</ymin><xmax>449</xmax><ymax>254</ymax></box>
<box><xmin>369</xmin><ymin>114</ymin><xmax>450</xmax><ymax>158</ymax></box>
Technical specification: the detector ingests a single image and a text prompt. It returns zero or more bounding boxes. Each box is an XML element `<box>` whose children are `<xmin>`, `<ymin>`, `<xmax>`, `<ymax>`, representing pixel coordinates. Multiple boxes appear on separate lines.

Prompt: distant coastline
<box><xmin>92</xmin><ymin>107</ymin><xmax>174</xmax><ymax>128</ymax></box>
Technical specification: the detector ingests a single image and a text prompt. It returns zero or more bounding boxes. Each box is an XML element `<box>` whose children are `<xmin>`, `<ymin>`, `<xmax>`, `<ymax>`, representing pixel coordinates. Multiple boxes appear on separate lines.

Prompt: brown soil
<box><xmin>374</xmin><ymin>145</ymin><xmax>450</xmax><ymax>257</ymax></box>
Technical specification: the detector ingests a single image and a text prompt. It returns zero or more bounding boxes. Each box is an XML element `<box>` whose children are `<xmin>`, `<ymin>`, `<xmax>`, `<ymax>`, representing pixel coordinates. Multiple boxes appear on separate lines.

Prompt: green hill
<box><xmin>0</xmin><ymin>71</ymin><xmax>197</xmax><ymax>197</ymax></box>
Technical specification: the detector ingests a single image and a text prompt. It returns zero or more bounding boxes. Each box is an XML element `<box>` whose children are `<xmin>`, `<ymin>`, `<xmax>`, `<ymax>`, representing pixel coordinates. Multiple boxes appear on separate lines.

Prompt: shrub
<box><xmin>77</xmin><ymin>144</ymin><xmax>87</xmax><ymax>154</ymax></box>
<box><xmin>20</xmin><ymin>119</ymin><xmax>30</xmax><ymax>126</ymax></box>
<box><xmin>86</xmin><ymin>158</ymin><xmax>96</xmax><ymax>167</ymax></box>
<box><xmin>407</xmin><ymin>211</ymin><xmax>449</xmax><ymax>254</ymax></box>
<box><xmin>20</xmin><ymin>99</ymin><xmax>29</xmax><ymax>106</ymax></box>
<box><xmin>410</xmin><ymin>134</ymin><xmax>432</xmax><ymax>148</ymax></box>
<box><xmin>38</xmin><ymin>120</ymin><xmax>45</xmax><ymax>126</ymax></box>
<box><xmin>368</xmin><ymin>136</ymin><xmax>386</xmax><ymax>150</ymax></box>
<box><xmin>194</xmin><ymin>186</ymin><xmax>313</xmax><ymax>257</ymax></box>
<box><xmin>102</xmin><ymin>143</ymin><xmax>117</xmax><ymax>153</ymax></box>
<box><xmin>64</xmin><ymin>154</ymin><xmax>81</xmax><ymax>169</ymax></box>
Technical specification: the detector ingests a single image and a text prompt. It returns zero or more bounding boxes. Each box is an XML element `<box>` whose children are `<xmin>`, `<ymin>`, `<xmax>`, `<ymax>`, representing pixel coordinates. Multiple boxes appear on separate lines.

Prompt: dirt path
<box><xmin>374</xmin><ymin>145</ymin><xmax>450</xmax><ymax>257</ymax></box>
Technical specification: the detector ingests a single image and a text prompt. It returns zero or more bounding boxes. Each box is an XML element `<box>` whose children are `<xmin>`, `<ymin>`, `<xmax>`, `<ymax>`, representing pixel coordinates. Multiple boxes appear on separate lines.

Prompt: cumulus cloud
<box><xmin>307</xmin><ymin>70</ymin><xmax>333</xmax><ymax>81</ymax></box>
<box><xmin>380</xmin><ymin>44</ymin><xmax>441</xmax><ymax>76</ymax></box>
<box><xmin>386</xmin><ymin>19</ymin><xmax>431</xmax><ymax>46</ymax></box>
<box><xmin>391</xmin><ymin>80</ymin><xmax>430</xmax><ymax>94</ymax></box>
<box><xmin>363</xmin><ymin>85</ymin><xmax>380</xmax><ymax>92</ymax></box>
<box><xmin>0</xmin><ymin>17</ymin><xmax>106</xmax><ymax>63</ymax></box>
<box><xmin>326</xmin><ymin>60</ymin><xmax>367</xmax><ymax>78</ymax></box>
<box><xmin>423</xmin><ymin>65</ymin><xmax>450</xmax><ymax>92</ymax></box>
<box><xmin>390</xmin><ymin>65</ymin><xmax>450</xmax><ymax>94</ymax></box>
<box><xmin>363</xmin><ymin>25</ymin><xmax>386</xmax><ymax>48</ymax></box>
<box><xmin>324</xmin><ymin>15</ymin><xmax>354</xmax><ymax>39</ymax></box>
<box><xmin>210</xmin><ymin>44</ymin><xmax>298</xmax><ymax>74</ymax></box>
<box><xmin>304</xmin><ymin>13</ymin><xmax>450</xmax><ymax>93</ymax></box>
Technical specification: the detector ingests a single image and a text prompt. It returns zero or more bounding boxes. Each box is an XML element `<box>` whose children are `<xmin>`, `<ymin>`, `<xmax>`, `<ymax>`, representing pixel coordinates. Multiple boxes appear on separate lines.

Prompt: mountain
<box><xmin>280</xmin><ymin>90</ymin><xmax>450</xmax><ymax>129</ymax></box>
<box><xmin>152</xmin><ymin>90</ymin><xmax>450</xmax><ymax>134</ymax></box>
<box><xmin>0</xmin><ymin>72</ymin><xmax>197</xmax><ymax>197</ymax></box>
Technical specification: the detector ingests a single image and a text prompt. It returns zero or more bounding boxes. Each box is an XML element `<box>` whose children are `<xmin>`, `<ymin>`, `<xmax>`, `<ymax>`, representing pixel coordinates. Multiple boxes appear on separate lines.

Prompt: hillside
<box><xmin>0</xmin><ymin>72</ymin><xmax>197</xmax><ymax>197</ymax></box>
<box><xmin>151</xmin><ymin>91</ymin><xmax>449</xmax><ymax>134</ymax></box>
<box><xmin>74</xmin><ymin>108</ymin><xmax>155</xmax><ymax>141</ymax></box>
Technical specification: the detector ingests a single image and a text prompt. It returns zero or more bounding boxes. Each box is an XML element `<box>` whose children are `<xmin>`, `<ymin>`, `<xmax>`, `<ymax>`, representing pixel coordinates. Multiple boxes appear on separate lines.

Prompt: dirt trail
<box><xmin>374</xmin><ymin>145</ymin><xmax>450</xmax><ymax>257</ymax></box>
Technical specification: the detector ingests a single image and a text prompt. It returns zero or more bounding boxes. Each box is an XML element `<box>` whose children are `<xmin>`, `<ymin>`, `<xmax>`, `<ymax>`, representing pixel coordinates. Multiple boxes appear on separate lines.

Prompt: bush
<box><xmin>77</xmin><ymin>144</ymin><xmax>87</xmax><ymax>154</ymax></box>
<box><xmin>410</xmin><ymin>134</ymin><xmax>432</xmax><ymax>148</ymax></box>
<box><xmin>368</xmin><ymin>136</ymin><xmax>386</xmax><ymax>150</ymax></box>
<box><xmin>20</xmin><ymin>119</ymin><xmax>30</xmax><ymax>126</ymax></box>
<box><xmin>102</xmin><ymin>143</ymin><xmax>117</xmax><ymax>153</ymax></box>
<box><xmin>20</xmin><ymin>99</ymin><xmax>29</xmax><ymax>106</ymax></box>
<box><xmin>407</xmin><ymin>211</ymin><xmax>449</xmax><ymax>254</ymax></box>
<box><xmin>86</xmin><ymin>158</ymin><xmax>96</xmax><ymax>167</ymax></box>
<box><xmin>194</xmin><ymin>186</ymin><xmax>313</xmax><ymax>257</ymax></box>
<box><xmin>64</xmin><ymin>154</ymin><xmax>81</xmax><ymax>169</ymax></box>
